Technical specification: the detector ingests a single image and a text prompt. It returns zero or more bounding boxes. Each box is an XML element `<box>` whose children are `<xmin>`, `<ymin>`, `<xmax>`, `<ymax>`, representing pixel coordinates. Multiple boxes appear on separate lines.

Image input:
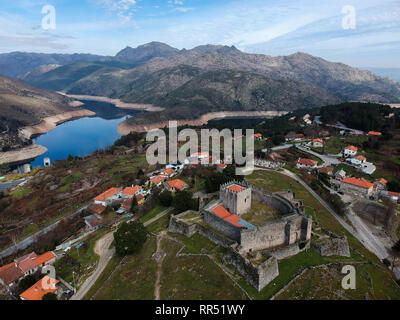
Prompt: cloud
<box><xmin>96</xmin><ymin>0</ymin><xmax>137</xmax><ymax>23</ymax></box>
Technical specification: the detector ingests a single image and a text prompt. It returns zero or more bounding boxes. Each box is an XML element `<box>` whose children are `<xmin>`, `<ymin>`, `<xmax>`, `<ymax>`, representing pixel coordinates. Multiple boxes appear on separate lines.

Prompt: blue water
<box><xmin>30</xmin><ymin>116</ymin><xmax>125</xmax><ymax>167</ymax></box>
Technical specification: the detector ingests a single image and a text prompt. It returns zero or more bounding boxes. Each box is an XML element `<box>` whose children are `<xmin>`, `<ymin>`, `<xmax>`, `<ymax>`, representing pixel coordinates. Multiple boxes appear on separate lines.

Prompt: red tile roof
<box><xmin>136</xmin><ymin>194</ymin><xmax>144</xmax><ymax>202</ymax></box>
<box><xmin>341</xmin><ymin>177</ymin><xmax>374</xmax><ymax>189</ymax></box>
<box><xmin>368</xmin><ymin>131</ymin><xmax>381</xmax><ymax>136</ymax></box>
<box><xmin>167</xmin><ymin>179</ymin><xmax>187</xmax><ymax>190</ymax></box>
<box><xmin>216</xmin><ymin>163</ymin><xmax>227</xmax><ymax>168</ymax></box>
<box><xmin>388</xmin><ymin>191</ymin><xmax>400</xmax><ymax>198</ymax></box>
<box><xmin>122</xmin><ymin>198</ymin><xmax>133</xmax><ymax>210</ymax></box>
<box><xmin>377</xmin><ymin>178</ymin><xmax>387</xmax><ymax>185</ymax></box>
<box><xmin>19</xmin><ymin>276</ymin><xmax>59</xmax><ymax>300</ymax></box>
<box><xmin>0</xmin><ymin>263</ymin><xmax>23</xmax><ymax>285</ymax></box>
<box><xmin>345</xmin><ymin>145</ymin><xmax>358</xmax><ymax>151</ymax></box>
<box><xmin>295</xmin><ymin>134</ymin><xmax>305</xmax><ymax>138</ymax></box>
<box><xmin>161</xmin><ymin>168</ymin><xmax>175</xmax><ymax>177</ymax></box>
<box><xmin>150</xmin><ymin>175</ymin><xmax>167</xmax><ymax>185</ymax></box>
<box><xmin>94</xmin><ymin>187</ymin><xmax>122</xmax><ymax>202</ymax></box>
<box><xmin>33</xmin><ymin>252</ymin><xmax>55</xmax><ymax>267</ymax></box>
<box><xmin>211</xmin><ymin>206</ymin><xmax>243</xmax><ymax>228</ymax></box>
<box><xmin>254</xmin><ymin>133</ymin><xmax>262</xmax><ymax>138</ymax></box>
<box><xmin>190</xmin><ymin>152</ymin><xmax>209</xmax><ymax>157</ymax></box>
<box><xmin>227</xmin><ymin>184</ymin><xmax>245</xmax><ymax>192</ymax></box>
<box><xmin>122</xmin><ymin>185</ymin><xmax>141</xmax><ymax>196</ymax></box>
<box><xmin>17</xmin><ymin>255</ymin><xmax>38</xmax><ymax>273</ymax></box>
<box><xmin>297</xmin><ymin>158</ymin><xmax>317</xmax><ymax>166</ymax></box>
<box><xmin>355</xmin><ymin>155</ymin><xmax>366</xmax><ymax>161</ymax></box>
<box><xmin>313</xmin><ymin>138</ymin><xmax>323</xmax><ymax>143</ymax></box>
<box><xmin>88</xmin><ymin>203</ymin><xmax>106</xmax><ymax>215</ymax></box>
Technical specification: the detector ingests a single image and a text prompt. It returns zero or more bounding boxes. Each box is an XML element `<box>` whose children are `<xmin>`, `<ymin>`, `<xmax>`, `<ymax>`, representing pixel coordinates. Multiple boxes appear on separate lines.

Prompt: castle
<box><xmin>169</xmin><ymin>181</ymin><xmax>313</xmax><ymax>291</ymax></box>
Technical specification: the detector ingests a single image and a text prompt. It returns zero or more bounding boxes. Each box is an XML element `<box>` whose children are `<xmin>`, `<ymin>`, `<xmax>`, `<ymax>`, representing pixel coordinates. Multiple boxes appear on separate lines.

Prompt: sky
<box><xmin>0</xmin><ymin>0</ymin><xmax>399</xmax><ymax>68</ymax></box>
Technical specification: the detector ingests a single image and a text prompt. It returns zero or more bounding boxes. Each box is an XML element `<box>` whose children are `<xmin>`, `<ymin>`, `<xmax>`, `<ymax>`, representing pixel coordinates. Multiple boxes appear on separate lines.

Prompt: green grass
<box><xmin>146</xmin><ymin>213</ymin><xmax>172</xmax><ymax>235</ymax></box>
<box><xmin>11</xmin><ymin>187</ymin><xmax>31</xmax><ymax>199</ymax></box>
<box><xmin>93</xmin><ymin>236</ymin><xmax>158</xmax><ymax>300</ymax></box>
<box><xmin>170</xmin><ymin>232</ymin><xmax>217</xmax><ymax>254</ymax></box>
<box><xmin>140</xmin><ymin>204</ymin><xmax>167</xmax><ymax>224</ymax></box>
<box><xmin>276</xmin><ymin>263</ymin><xmax>400</xmax><ymax>300</ymax></box>
<box><xmin>160</xmin><ymin>238</ymin><xmax>247</xmax><ymax>300</ymax></box>
<box><xmin>22</xmin><ymin>223</ymin><xmax>39</xmax><ymax>236</ymax></box>
<box><xmin>240</xmin><ymin>200</ymin><xmax>282</xmax><ymax>226</ymax></box>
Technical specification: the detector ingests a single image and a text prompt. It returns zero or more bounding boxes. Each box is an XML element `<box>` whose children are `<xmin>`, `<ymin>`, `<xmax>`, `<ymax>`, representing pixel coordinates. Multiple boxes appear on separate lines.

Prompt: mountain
<box><xmin>365</xmin><ymin>68</ymin><xmax>400</xmax><ymax>82</ymax></box>
<box><xmin>115</xmin><ymin>41</ymin><xmax>180</xmax><ymax>63</ymax></box>
<box><xmin>61</xmin><ymin>44</ymin><xmax>400</xmax><ymax>125</ymax></box>
<box><xmin>0</xmin><ymin>52</ymin><xmax>104</xmax><ymax>78</ymax></box>
<box><xmin>0</xmin><ymin>74</ymin><xmax>73</xmax><ymax>135</ymax></box>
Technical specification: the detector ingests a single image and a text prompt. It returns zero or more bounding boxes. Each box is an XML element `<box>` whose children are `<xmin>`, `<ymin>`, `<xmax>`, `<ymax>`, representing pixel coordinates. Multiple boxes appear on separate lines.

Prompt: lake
<box><xmin>30</xmin><ymin>100</ymin><xmax>141</xmax><ymax>167</ymax></box>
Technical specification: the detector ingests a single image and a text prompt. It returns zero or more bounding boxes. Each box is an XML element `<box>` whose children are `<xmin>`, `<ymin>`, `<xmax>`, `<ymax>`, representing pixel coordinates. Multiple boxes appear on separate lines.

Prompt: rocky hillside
<box><xmin>0</xmin><ymin>74</ymin><xmax>73</xmax><ymax>136</ymax></box>
<box><xmin>3</xmin><ymin>42</ymin><xmax>400</xmax><ymax>125</ymax></box>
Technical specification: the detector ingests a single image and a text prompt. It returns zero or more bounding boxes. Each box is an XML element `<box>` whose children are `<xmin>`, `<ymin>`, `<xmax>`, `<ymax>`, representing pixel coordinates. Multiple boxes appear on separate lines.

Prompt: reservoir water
<box><xmin>30</xmin><ymin>100</ymin><xmax>140</xmax><ymax>167</ymax></box>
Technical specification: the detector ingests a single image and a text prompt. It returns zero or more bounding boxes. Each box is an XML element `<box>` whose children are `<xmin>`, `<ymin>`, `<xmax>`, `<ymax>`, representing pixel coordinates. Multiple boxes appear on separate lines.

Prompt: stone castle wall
<box><xmin>203</xmin><ymin>210</ymin><xmax>242</xmax><ymax>242</ymax></box>
<box><xmin>223</xmin><ymin>245</ymin><xmax>279</xmax><ymax>291</ymax></box>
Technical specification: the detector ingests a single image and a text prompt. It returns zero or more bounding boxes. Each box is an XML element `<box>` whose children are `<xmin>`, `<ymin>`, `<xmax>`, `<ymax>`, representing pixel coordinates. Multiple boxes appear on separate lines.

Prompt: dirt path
<box><xmin>154</xmin><ymin>231</ymin><xmax>167</xmax><ymax>300</ymax></box>
<box><xmin>71</xmin><ymin>231</ymin><xmax>115</xmax><ymax>300</ymax></box>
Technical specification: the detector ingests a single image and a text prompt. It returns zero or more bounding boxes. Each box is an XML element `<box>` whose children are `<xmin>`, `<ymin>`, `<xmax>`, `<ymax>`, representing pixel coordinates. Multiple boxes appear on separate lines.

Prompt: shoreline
<box><xmin>62</xmin><ymin>93</ymin><xmax>164</xmax><ymax>112</ymax></box>
<box><xmin>19</xmin><ymin>109</ymin><xmax>96</xmax><ymax>140</ymax></box>
<box><xmin>0</xmin><ymin>144</ymin><xmax>48</xmax><ymax>165</ymax></box>
<box><xmin>118</xmin><ymin>110</ymin><xmax>288</xmax><ymax>134</ymax></box>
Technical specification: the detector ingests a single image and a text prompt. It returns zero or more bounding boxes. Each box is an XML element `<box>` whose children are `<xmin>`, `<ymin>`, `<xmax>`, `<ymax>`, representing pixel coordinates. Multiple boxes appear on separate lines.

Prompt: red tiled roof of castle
<box><xmin>227</xmin><ymin>184</ymin><xmax>245</xmax><ymax>192</ymax></box>
<box><xmin>341</xmin><ymin>177</ymin><xmax>374</xmax><ymax>189</ymax></box>
<box><xmin>211</xmin><ymin>206</ymin><xmax>243</xmax><ymax>228</ymax></box>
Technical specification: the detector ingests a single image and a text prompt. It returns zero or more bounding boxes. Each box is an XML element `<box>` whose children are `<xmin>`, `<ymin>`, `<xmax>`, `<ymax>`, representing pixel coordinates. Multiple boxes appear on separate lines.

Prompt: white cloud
<box><xmin>96</xmin><ymin>0</ymin><xmax>137</xmax><ymax>22</ymax></box>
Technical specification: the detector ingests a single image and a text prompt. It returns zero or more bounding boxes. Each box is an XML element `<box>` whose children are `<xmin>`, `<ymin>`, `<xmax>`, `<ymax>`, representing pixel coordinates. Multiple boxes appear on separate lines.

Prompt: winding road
<box><xmin>70</xmin><ymin>207</ymin><xmax>173</xmax><ymax>300</ymax></box>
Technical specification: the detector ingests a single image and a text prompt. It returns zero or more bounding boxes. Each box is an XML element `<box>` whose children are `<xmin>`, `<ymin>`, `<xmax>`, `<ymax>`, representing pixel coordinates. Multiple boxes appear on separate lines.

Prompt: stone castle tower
<box><xmin>220</xmin><ymin>181</ymin><xmax>251</xmax><ymax>215</ymax></box>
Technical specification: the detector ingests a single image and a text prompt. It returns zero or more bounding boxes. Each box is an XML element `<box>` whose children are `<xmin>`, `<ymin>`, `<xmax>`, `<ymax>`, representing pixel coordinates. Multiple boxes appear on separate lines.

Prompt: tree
<box><xmin>18</xmin><ymin>275</ymin><xmax>37</xmax><ymax>292</ymax></box>
<box><xmin>130</xmin><ymin>196</ymin><xmax>138</xmax><ymax>212</ymax></box>
<box><xmin>158</xmin><ymin>191</ymin><xmax>173</xmax><ymax>207</ymax></box>
<box><xmin>42</xmin><ymin>293</ymin><xmax>57</xmax><ymax>300</ymax></box>
<box><xmin>114</xmin><ymin>221</ymin><xmax>147</xmax><ymax>256</ymax></box>
<box><xmin>173</xmin><ymin>191</ymin><xmax>198</xmax><ymax>213</ymax></box>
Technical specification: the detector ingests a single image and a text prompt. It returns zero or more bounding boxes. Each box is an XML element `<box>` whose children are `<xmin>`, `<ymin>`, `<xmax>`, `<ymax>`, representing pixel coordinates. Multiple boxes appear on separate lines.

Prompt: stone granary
<box><xmin>169</xmin><ymin>181</ymin><xmax>312</xmax><ymax>291</ymax></box>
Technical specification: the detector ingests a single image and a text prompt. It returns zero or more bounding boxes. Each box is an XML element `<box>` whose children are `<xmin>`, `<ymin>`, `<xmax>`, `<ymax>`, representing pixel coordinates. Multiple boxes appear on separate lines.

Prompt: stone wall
<box><xmin>203</xmin><ymin>210</ymin><xmax>242</xmax><ymax>242</ymax></box>
<box><xmin>168</xmin><ymin>212</ymin><xmax>235</xmax><ymax>248</ymax></box>
<box><xmin>312</xmin><ymin>236</ymin><xmax>350</xmax><ymax>257</ymax></box>
<box><xmin>240</xmin><ymin>215</ymin><xmax>312</xmax><ymax>252</ymax></box>
<box><xmin>223</xmin><ymin>245</ymin><xmax>279</xmax><ymax>291</ymax></box>
<box><xmin>263</xmin><ymin>241</ymin><xmax>310</xmax><ymax>260</ymax></box>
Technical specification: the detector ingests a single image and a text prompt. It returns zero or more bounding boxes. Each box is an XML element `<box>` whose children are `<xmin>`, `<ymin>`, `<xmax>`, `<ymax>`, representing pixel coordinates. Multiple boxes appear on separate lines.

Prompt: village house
<box><xmin>84</xmin><ymin>214</ymin><xmax>104</xmax><ymax>231</ymax></box>
<box><xmin>318</xmin><ymin>166</ymin><xmax>333</xmax><ymax>176</ymax></box>
<box><xmin>340</xmin><ymin>177</ymin><xmax>375</xmax><ymax>198</ymax></box>
<box><xmin>0</xmin><ymin>251</ymin><xmax>56</xmax><ymax>291</ymax></box>
<box><xmin>343</xmin><ymin>145</ymin><xmax>358</xmax><ymax>157</ymax></box>
<box><xmin>319</xmin><ymin>130</ymin><xmax>329</xmax><ymax>137</ymax></box>
<box><xmin>164</xmin><ymin>179</ymin><xmax>189</xmax><ymax>192</ymax></box>
<box><xmin>148</xmin><ymin>175</ymin><xmax>167</xmax><ymax>187</ymax></box>
<box><xmin>136</xmin><ymin>194</ymin><xmax>145</xmax><ymax>205</ymax></box>
<box><xmin>295</xmin><ymin>133</ymin><xmax>305</xmax><ymax>141</ymax></box>
<box><xmin>348</xmin><ymin>155</ymin><xmax>366</xmax><ymax>166</ymax></box>
<box><xmin>335</xmin><ymin>169</ymin><xmax>346</xmax><ymax>180</ymax></box>
<box><xmin>368</xmin><ymin>131</ymin><xmax>382</xmax><ymax>137</ymax></box>
<box><xmin>216</xmin><ymin>163</ymin><xmax>227</xmax><ymax>172</ymax></box>
<box><xmin>296</xmin><ymin>158</ymin><xmax>318</xmax><ymax>169</ymax></box>
<box><xmin>160</xmin><ymin>168</ymin><xmax>175</xmax><ymax>178</ymax></box>
<box><xmin>88</xmin><ymin>203</ymin><xmax>106</xmax><ymax>215</ymax></box>
<box><xmin>374</xmin><ymin>178</ymin><xmax>388</xmax><ymax>191</ymax></box>
<box><xmin>94</xmin><ymin>187</ymin><xmax>122</xmax><ymax>206</ymax></box>
<box><xmin>121</xmin><ymin>185</ymin><xmax>142</xmax><ymax>199</ymax></box>
<box><xmin>190</xmin><ymin>152</ymin><xmax>209</xmax><ymax>159</ymax></box>
<box><xmin>312</xmin><ymin>138</ymin><xmax>324</xmax><ymax>148</ymax></box>
<box><xmin>381</xmin><ymin>191</ymin><xmax>400</xmax><ymax>204</ymax></box>
<box><xmin>254</xmin><ymin>133</ymin><xmax>263</xmax><ymax>141</ymax></box>
<box><xmin>19</xmin><ymin>276</ymin><xmax>60</xmax><ymax>300</ymax></box>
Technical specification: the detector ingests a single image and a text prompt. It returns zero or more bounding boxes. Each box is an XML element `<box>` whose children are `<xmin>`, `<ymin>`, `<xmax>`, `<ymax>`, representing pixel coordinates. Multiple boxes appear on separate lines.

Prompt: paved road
<box><xmin>0</xmin><ymin>178</ymin><xmax>27</xmax><ymax>191</ymax></box>
<box><xmin>71</xmin><ymin>207</ymin><xmax>173</xmax><ymax>300</ymax></box>
<box><xmin>295</xmin><ymin>145</ymin><xmax>340</xmax><ymax>167</ymax></box>
<box><xmin>0</xmin><ymin>203</ymin><xmax>91</xmax><ymax>259</ymax></box>
<box><xmin>277</xmin><ymin>168</ymin><xmax>388</xmax><ymax>260</ymax></box>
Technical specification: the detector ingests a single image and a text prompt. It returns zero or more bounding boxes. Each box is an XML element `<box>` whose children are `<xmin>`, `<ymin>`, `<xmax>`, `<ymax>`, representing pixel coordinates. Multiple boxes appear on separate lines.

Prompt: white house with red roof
<box><xmin>312</xmin><ymin>138</ymin><xmax>324</xmax><ymax>148</ymax></box>
<box><xmin>296</xmin><ymin>158</ymin><xmax>318</xmax><ymax>169</ymax></box>
<box><xmin>94</xmin><ymin>187</ymin><xmax>122</xmax><ymax>206</ymax></box>
<box><xmin>343</xmin><ymin>145</ymin><xmax>358</xmax><ymax>157</ymax></box>
<box><xmin>121</xmin><ymin>185</ymin><xmax>142</xmax><ymax>199</ymax></box>
<box><xmin>340</xmin><ymin>177</ymin><xmax>375</xmax><ymax>197</ymax></box>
